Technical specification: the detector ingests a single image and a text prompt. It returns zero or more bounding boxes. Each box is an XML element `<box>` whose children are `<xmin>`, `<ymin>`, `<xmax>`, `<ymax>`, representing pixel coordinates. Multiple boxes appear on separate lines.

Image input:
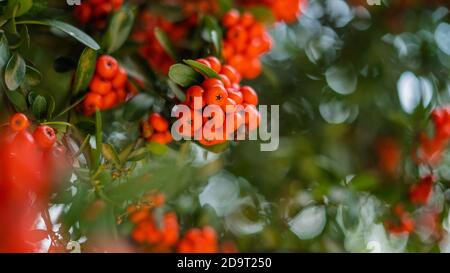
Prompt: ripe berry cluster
<box><xmin>238</xmin><ymin>0</ymin><xmax>306</xmax><ymax>23</ymax></box>
<box><xmin>221</xmin><ymin>9</ymin><xmax>273</xmax><ymax>79</ymax></box>
<box><xmin>414</xmin><ymin>106</ymin><xmax>450</xmax><ymax>166</ymax></box>
<box><xmin>141</xmin><ymin>113</ymin><xmax>173</xmax><ymax>145</ymax></box>
<box><xmin>129</xmin><ymin>192</ymin><xmax>237</xmax><ymax>253</ymax></box>
<box><xmin>80</xmin><ymin>55</ymin><xmax>131</xmax><ymax>116</ymax></box>
<box><xmin>73</xmin><ymin>0</ymin><xmax>124</xmax><ymax>29</ymax></box>
<box><xmin>133</xmin><ymin>12</ymin><xmax>189</xmax><ymax>74</ymax></box>
<box><xmin>385</xmin><ymin>204</ymin><xmax>415</xmax><ymax>235</ymax></box>
<box><xmin>0</xmin><ymin>113</ymin><xmax>71</xmax><ymax>252</ymax></box>
<box><xmin>175</xmin><ymin>56</ymin><xmax>261</xmax><ymax>146</ymax></box>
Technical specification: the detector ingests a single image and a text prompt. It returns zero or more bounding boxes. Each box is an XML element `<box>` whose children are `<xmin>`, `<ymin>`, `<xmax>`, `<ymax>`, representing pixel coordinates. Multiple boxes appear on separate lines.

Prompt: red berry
<box><xmin>90</xmin><ymin>76</ymin><xmax>112</xmax><ymax>95</ymax></box>
<box><xmin>96</xmin><ymin>55</ymin><xmax>119</xmax><ymax>80</ymax></box>
<box><xmin>185</xmin><ymin>85</ymin><xmax>205</xmax><ymax>110</ymax></box>
<box><xmin>240</xmin><ymin>86</ymin><xmax>258</xmax><ymax>105</ymax></box>
<box><xmin>206</xmin><ymin>56</ymin><xmax>222</xmax><ymax>73</ymax></box>
<box><xmin>227</xmin><ymin>88</ymin><xmax>243</xmax><ymax>105</ymax></box>
<box><xmin>149</xmin><ymin>113</ymin><xmax>169</xmax><ymax>132</ymax></box>
<box><xmin>202</xmin><ymin>78</ymin><xmax>224</xmax><ymax>90</ymax></box>
<box><xmin>204</xmin><ymin>85</ymin><xmax>228</xmax><ymax>106</ymax></box>
<box><xmin>33</xmin><ymin>125</ymin><xmax>57</xmax><ymax>150</ymax></box>
<box><xmin>9</xmin><ymin>113</ymin><xmax>29</xmax><ymax>132</ymax></box>
<box><xmin>220</xmin><ymin>65</ymin><xmax>241</xmax><ymax>84</ymax></box>
<box><xmin>112</xmin><ymin>67</ymin><xmax>128</xmax><ymax>89</ymax></box>
<box><xmin>222</xmin><ymin>9</ymin><xmax>240</xmax><ymax>28</ymax></box>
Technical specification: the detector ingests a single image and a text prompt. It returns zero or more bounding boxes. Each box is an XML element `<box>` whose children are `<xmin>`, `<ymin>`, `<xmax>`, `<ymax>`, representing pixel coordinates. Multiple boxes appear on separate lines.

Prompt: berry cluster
<box><xmin>141</xmin><ymin>113</ymin><xmax>173</xmax><ymax>145</ymax></box>
<box><xmin>385</xmin><ymin>204</ymin><xmax>415</xmax><ymax>235</ymax></box>
<box><xmin>177</xmin><ymin>226</ymin><xmax>218</xmax><ymax>253</ymax></box>
<box><xmin>80</xmin><ymin>55</ymin><xmax>131</xmax><ymax>116</ymax></box>
<box><xmin>409</xmin><ymin>175</ymin><xmax>435</xmax><ymax>205</ymax></box>
<box><xmin>175</xmin><ymin>56</ymin><xmax>261</xmax><ymax>146</ymax></box>
<box><xmin>0</xmin><ymin>113</ymin><xmax>71</xmax><ymax>252</ymax></box>
<box><xmin>73</xmin><ymin>0</ymin><xmax>124</xmax><ymax>29</ymax></box>
<box><xmin>221</xmin><ymin>9</ymin><xmax>273</xmax><ymax>79</ymax></box>
<box><xmin>133</xmin><ymin>12</ymin><xmax>189</xmax><ymax>74</ymax></box>
<box><xmin>129</xmin><ymin>192</ymin><xmax>237</xmax><ymax>253</ymax></box>
<box><xmin>415</xmin><ymin>106</ymin><xmax>450</xmax><ymax>166</ymax></box>
<box><xmin>238</xmin><ymin>0</ymin><xmax>306</xmax><ymax>23</ymax></box>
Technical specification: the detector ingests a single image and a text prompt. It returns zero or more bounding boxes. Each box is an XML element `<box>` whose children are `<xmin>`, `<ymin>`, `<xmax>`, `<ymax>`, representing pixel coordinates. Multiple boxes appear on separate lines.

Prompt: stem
<box><xmin>53</xmin><ymin>95</ymin><xmax>86</xmax><ymax>119</ymax></box>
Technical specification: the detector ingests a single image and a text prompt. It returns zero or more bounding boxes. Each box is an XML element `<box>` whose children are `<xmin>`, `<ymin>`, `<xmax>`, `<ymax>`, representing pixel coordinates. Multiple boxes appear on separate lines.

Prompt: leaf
<box><xmin>102</xmin><ymin>143</ymin><xmax>121</xmax><ymax>166</ymax></box>
<box><xmin>184</xmin><ymin>59</ymin><xmax>221</xmax><ymax>79</ymax></box>
<box><xmin>3</xmin><ymin>0</ymin><xmax>33</xmax><ymax>18</ymax></box>
<box><xmin>0</xmin><ymin>32</ymin><xmax>10</xmax><ymax>72</ymax></box>
<box><xmin>4</xmin><ymin>89</ymin><xmax>27</xmax><ymax>112</ymax></box>
<box><xmin>73</xmin><ymin>48</ymin><xmax>97</xmax><ymax>94</ymax></box>
<box><xmin>249</xmin><ymin>6</ymin><xmax>275</xmax><ymax>24</ymax></box>
<box><xmin>32</xmin><ymin>95</ymin><xmax>47</xmax><ymax>119</ymax></box>
<box><xmin>123</xmin><ymin>93</ymin><xmax>154</xmax><ymax>122</ymax></box>
<box><xmin>167</xmin><ymin>79</ymin><xmax>186</xmax><ymax>102</ymax></box>
<box><xmin>168</xmin><ymin>63</ymin><xmax>202</xmax><ymax>87</ymax></box>
<box><xmin>201</xmin><ymin>15</ymin><xmax>223</xmax><ymax>57</ymax></box>
<box><xmin>146</xmin><ymin>142</ymin><xmax>168</xmax><ymax>156</ymax></box>
<box><xmin>154</xmin><ymin>27</ymin><xmax>177</xmax><ymax>60</ymax></box>
<box><xmin>198</xmin><ymin>141</ymin><xmax>230</xmax><ymax>153</ymax></box>
<box><xmin>127</xmin><ymin>147</ymin><xmax>148</xmax><ymax>161</ymax></box>
<box><xmin>25</xmin><ymin>65</ymin><xmax>42</xmax><ymax>86</ymax></box>
<box><xmin>102</xmin><ymin>7</ymin><xmax>136</xmax><ymax>53</ymax></box>
<box><xmin>5</xmin><ymin>53</ymin><xmax>26</xmax><ymax>90</ymax></box>
<box><xmin>43</xmin><ymin>20</ymin><xmax>100</xmax><ymax>50</ymax></box>
<box><xmin>94</xmin><ymin>110</ymin><xmax>103</xmax><ymax>170</ymax></box>
<box><xmin>46</xmin><ymin>95</ymin><xmax>55</xmax><ymax>119</ymax></box>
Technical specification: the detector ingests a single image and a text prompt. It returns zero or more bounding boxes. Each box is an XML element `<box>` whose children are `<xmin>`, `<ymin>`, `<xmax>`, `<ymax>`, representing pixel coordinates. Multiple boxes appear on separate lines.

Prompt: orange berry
<box><xmin>102</xmin><ymin>92</ymin><xmax>118</xmax><ymax>109</ymax></box>
<box><xmin>220</xmin><ymin>65</ymin><xmax>241</xmax><ymax>84</ymax></box>
<box><xmin>89</xmin><ymin>76</ymin><xmax>112</xmax><ymax>95</ymax></box>
<box><xmin>239</xmin><ymin>12</ymin><xmax>254</xmax><ymax>27</ymax></box>
<box><xmin>219</xmin><ymin>74</ymin><xmax>232</xmax><ymax>88</ymax></box>
<box><xmin>33</xmin><ymin>126</ymin><xmax>56</xmax><ymax>150</ymax></box>
<box><xmin>227</xmin><ymin>88</ymin><xmax>243</xmax><ymax>105</ymax></box>
<box><xmin>150</xmin><ymin>132</ymin><xmax>172</xmax><ymax>145</ymax></box>
<box><xmin>204</xmin><ymin>85</ymin><xmax>228</xmax><ymax>106</ymax></box>
<box><xmin>83</xmin><ymin>92</ymin><xmax>102</xmax><ymax>115</ymax></box>
<box><xmin>240</xmin><ymin>85</ymin><xmax>258</xmax><ymax>105</ymax></box>
<box><xmin>96</xmin><ymin>55</ymin><xmax>119</xmax><ymax>80</ymax></box>
<box><xmin>112</xmin><ymin>67</ymin><xmax>128</xmax><ymax>89</ymax></box>
<box><xmin>202</xmin><ymin>78</ymin><xmax>224</xmax><ymax>90</ymax></box>
<box><xmin>9</xmin><ymin>113</ymin><xmax>29</xmax><ymax>132</ymax></box>
<box><xmin>205</xmin><ymin>56</ymin><xmax>222</xmax><ymax>73</ymax></box>
<box><xmin>244</xmin><ymin>58</ymin><xmax>262</xmax><ymax>79</ymax></box>
<box><xmin>149</xmin><ymin>113</ymin><xmax>169</xmax><ymax>132</ymax></box>
<box><xmin>222</xmin><ymin>9</ymin><xmax>240</xmax><ymax>28</ymax></box>
<box><xmin>185</xmin><ymin>85</ymin><xmax>205</xmax><ymax>110</ymax></box>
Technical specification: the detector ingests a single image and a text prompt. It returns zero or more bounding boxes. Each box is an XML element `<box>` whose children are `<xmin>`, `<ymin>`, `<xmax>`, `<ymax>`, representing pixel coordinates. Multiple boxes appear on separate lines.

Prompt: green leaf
<box><xmin>73</xmin><ymin>48</ymin><xmax>97</xmax><ymax>94</ymax></box>
<box><xmin>249</xmin><ymin>6</ymin><xmax>275</xmax><ymax>24</ymax></box>
<box><xmin>167</xmin><ymin>79</ymin><xmax>186</xmax><ymax>102</ymax></box>
<box><xmin>94</xmin><ymin>110</ymin><xmax>103</xmax><ymax>170</ymax></box>
<box><xmin>102</xmin><ymin>7</ymin><xmax>136</xmax><ymax>53</ymax></box>
<box><xmin>184</xmin><ymin>59</ymin><xmax>221</xmax><ymax>79</ymax></box>
<box><xmin>123</xmin><ymin>93</ymin><xmax>154</xmax><ymax>122</ymax></box>
<box><xmin>0</xmin><ymin>33</ymin><xmax>10</xmax><ymax>72</ymax></box>
<box><xmin>168</xmin><ymin>63</ymin><xmax>202</xmax><ymax>87</ymax></box>
<box><xmin>102</xmin><ymin>143</ymin><xmax>121</xmax><ymax>166</ymax></box>
<box><xmin>25</xmin><ymin>65</ymin><xmax>42</xmax><ymax>86</ymax></box>
<box><xmin>5</xmin><ymin>53</ymin><xmax>26</xmax><ymax>90</ymax></box>
<box><xmin>3</xmin><ymin>0</ymin><xmax>33</xmax><ymax>18</ymax></box>
<box><xmin>154</xmin><ymin>27</ymin><xmax>177</xmax><ymax>60</ymax></box>
<box><xmin>46</xmin><ymin>95</ymin><xmax>55</xmax><ymax>119</ymax></box>
<box><xmin>32</xmin><ymin>95</ymin><xmax>47</xmax><ymax>119</ymax></box>
<box><xmin>127</xmin><ymin>147</ymin><xmax>149</xmax><ymax>161</ymax></box>
<box><xmin>198</xmin><ymin>141</ymin><xmax>229</xmax><ymax>153</ymax></box>
<box><xmin>4</xmin><ymin>89</ymin><xmax>27</xmax><ymax>112</ymax></box>
<box><xmin>201</xmin><ymin>15</ymin><xmax>223</xmax><ymax>57</ymax></box>
<box><xmin>146</xmin><ymin>142</ymin><xmax>168</xmax><ymax>156</ymax></box>
<box><xmin>46</xmin><ymin>20</ymin><xmax>100</xmax><ymax>50</ymax></box>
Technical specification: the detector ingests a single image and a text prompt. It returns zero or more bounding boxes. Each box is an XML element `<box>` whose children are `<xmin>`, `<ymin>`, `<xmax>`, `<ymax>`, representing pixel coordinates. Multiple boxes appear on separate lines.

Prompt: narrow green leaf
<box><xmin>46</xmin><ymin>95</ymin><xmax>55</xmax><ymax>119</ymax></box>
<box><xmin>94</xmin><ymin>110</ymin><xmax>103</xmax><ymax>169</ymax></box>
<box><xmin>154</xmin><ymin>27</ymin><xmax>177</xmax><ymax>60</ymax></box>
<box><xmin>73</xmin><ymin>48</ymin><xmax>97</xmax><ymax>94</ymax></box>
<box><xmin>184</xmin><ymin>59</ymin><xmax>221</xmax><ymax>79</ymax></box>
<box><xmin>102</xmin><ymin>143</ymin><xmax>121</xmax><ymax>166</ymax></box>
<box><xmin>202</xmin><ymin>15</ymin><xmax>223</xmax><ymax>57</ymax></box>
<box><xmin>168</xmin><ymin>63</ymin><xmax>202</xmax><ymax>87</ymax></box>
<box><xmin>46</xmin><ymin>20</ymin><xmax>100</xmax><ymax>50</ymax></box>
<box><xmin>102</xmin><ymin>7</ymin><xmax>136</xmax><ymax>53</ymax></box>
<box><xmin>32</xmin><ymin>95</ymin><xmax>47</xmax><ymax>120</ymax></box>
<box><xmin>25</xmin><ymin>65</ymin><xmax>42</xmax><ymax>86</ymax></box>
<box><xmin>5</xmin><ymin>53</ymin><xmax>26</xmax><ymax>90</ymax></box>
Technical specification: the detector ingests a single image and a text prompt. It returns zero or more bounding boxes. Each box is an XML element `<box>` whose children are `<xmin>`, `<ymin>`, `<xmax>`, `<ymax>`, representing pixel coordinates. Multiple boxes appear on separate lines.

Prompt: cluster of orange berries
<box><xmin>221</xmin><ymin>9</ymin><xmax>273</xmax><ymax>79</ymax></box>
<box><xmin>132</xmin><ymin>12</ymin><xmax>190</xmax><ymax>74</ymax></box>
<box><xmin>179</xmin><ymin>0</ymin><xmax>219</xmax><ymax>16</ymax></box>
<box><xmin>73</xmin><ymin>0</ymin><xmax>124</xmax><ymax>29</ymax></box>
<box><xmin>238</xmin><ymin>0</ymin><xmax>306</xmax><ymax>23</ymax></box>
<box><xmin>141</xmin><ymin>113</ymin><xmax>173</xmax><ymax>145</ymax></box>
<box><xmin>415</xmin><ymin>106</ymin><xmax>450</xmax><ymax>166</ymax></box>
<box><xmin>385</xmin><ymin>204</ymin><xmax>415</xmax><ymax>235</ymax></box>
<box><xmin>129</xmin><ymin>192</ymin><xmax>237</xmax><ymax>253</ymax></box>
<box><xmin>176</xmin><ymin>56</ymin><xmax>261</xmax><ymax>146</ymax></box>
<box><xmin>0</xmin><ymin>114</ymin><xmax>71</xmax><ymax>252</ymax></box>
<box><xmin>79</xmin><ymin>55</ymin><xmax>131</xmax><ymax>116</ymax></box>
